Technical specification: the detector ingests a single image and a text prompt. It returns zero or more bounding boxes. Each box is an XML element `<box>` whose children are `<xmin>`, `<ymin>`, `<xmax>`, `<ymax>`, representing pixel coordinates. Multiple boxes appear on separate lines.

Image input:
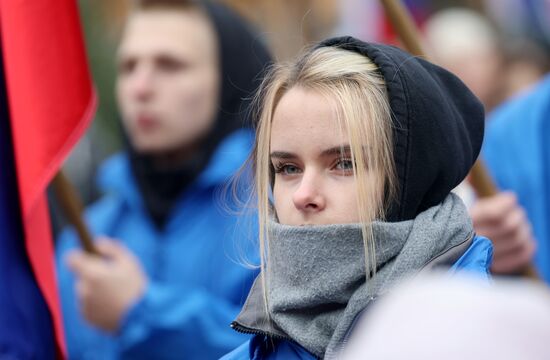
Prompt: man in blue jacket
<box><xmin>476</xmin><ymin>74</ymin><xmax>550</xmax><ymax>283</ymax></box>
<box><xmin>56</xmin><ymin>1</ymin><xmax>271</xmax><ymax>358</ymax></box>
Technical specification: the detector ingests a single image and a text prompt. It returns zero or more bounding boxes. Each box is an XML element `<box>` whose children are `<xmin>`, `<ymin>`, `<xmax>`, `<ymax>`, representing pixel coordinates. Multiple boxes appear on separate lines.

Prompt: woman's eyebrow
<box><xmin>320</xmin><ymin>145</ymin><xmax>351</xmax><ymax>157</ymax></box>
<box><xmin>270</xmin><ymin>151</ymin><xmax>297</xmax><ymax>160</ymax></box>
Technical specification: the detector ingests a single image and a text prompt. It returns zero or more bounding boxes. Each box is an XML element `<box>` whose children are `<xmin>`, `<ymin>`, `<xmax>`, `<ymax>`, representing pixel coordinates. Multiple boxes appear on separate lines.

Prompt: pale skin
<box><xmin>272</xmin><ymin>88</ymin><xmax>536</xmax><ymax>275</ymax></box>
<box><xmin>66</xmin><ymin>240</ymin><xmax>146</xmax><ymax>332</ymax></box>
<box><xmin>67</xmin><ymin>8</ymin><xmax>220</xmax><ymax>332</ymax></box>
<box><xmin>116</xmin><ymin>7</ymin><xmax>219</xmax><ymax>159</ymax></box>
<box><xmin>470</xmin><ymin>192</ymin><xmax>536</xmax><ymax>274</ymax></box>
<box><xmin>271</xmin><ymin>87</ymin><xmax>373</xmax><ymax>225</ymax></box>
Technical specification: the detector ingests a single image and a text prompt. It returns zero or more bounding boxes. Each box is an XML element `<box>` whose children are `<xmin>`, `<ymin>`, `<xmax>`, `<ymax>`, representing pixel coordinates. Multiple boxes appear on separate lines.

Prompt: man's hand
<box><xmin>470</xmin><ymin>192</ymin><xmax>536</xmax><ymax>274</ymax></box>
<box><xmin>67</xmin><ymin>238</ymin><xmax>147</xmax><ymax>333</ymax></box>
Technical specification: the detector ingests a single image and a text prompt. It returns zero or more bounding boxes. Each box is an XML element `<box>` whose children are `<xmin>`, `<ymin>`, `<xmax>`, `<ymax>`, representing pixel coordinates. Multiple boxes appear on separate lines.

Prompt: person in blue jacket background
<box><xmin>56</xmin><ymin>1</ymin><xmax>271</xmax><ymax>358</ymax></box>
<box><xmin>221</xmin><ymin>36</ymin><xmax>493</xmax><ymax>360</ymax></box>
<box><xmin>479</xmin><ymin>74</ymin><xmax>550</xmax><ymax>284</ymax></box>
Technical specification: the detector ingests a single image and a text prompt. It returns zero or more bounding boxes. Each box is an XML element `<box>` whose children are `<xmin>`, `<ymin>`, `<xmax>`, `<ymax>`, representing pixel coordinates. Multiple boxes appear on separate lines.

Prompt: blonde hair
<box><xmin>248</xmin><ymin>45</ymin><xmax>396</xmax><ymax>315</ymax></box>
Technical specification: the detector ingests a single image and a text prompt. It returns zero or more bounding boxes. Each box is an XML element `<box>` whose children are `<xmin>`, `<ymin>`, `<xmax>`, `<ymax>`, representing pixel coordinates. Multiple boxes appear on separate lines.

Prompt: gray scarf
<box><xmin>232</xmin><ymin>194</ymin><xmax>475</xmax><ymax>358</ymax></box>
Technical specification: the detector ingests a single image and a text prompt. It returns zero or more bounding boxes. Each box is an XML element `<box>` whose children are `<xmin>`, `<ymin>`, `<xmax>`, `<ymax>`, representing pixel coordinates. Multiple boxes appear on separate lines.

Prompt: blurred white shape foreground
<box><xmin>341</xmin><ymin>274</ymin><xmax>550</xmax><ymax>360</ymax></box>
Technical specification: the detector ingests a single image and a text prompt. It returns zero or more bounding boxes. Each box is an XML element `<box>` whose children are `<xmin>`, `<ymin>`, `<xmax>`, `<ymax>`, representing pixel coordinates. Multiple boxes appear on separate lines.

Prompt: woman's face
<box><xmin>270</xmin><ymin>87</ymin><xmax>371</xmax><ymax>225</ymax></box>
<box><xmin>116</xmin><ymin>8</ymin><xmax>220</xmax><ymax>154</ymax></box>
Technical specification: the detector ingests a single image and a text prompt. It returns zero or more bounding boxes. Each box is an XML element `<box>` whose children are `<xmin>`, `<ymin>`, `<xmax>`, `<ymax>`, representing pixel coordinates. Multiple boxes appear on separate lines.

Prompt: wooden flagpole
<box><xmin>379</xmin><ymin>0</ymin><xmax>539</xmax><ymax>279</ymax></box>
<box><xmin>52</xmin><ymin>171</ymin><xmax>98</xmax><ymax>255</ymax></box>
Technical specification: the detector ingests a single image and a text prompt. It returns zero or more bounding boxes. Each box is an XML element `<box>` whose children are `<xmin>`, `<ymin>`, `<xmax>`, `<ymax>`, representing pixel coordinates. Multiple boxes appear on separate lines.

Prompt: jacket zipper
<box><xmin>231</xmin><ymin>321</ymin><xmax>322</xmax><ymax>359</ymax></box>
<box><xmin>230</xmin><ymin>321</ymin><xmax>291</xmax><ymax>341</ymax></box>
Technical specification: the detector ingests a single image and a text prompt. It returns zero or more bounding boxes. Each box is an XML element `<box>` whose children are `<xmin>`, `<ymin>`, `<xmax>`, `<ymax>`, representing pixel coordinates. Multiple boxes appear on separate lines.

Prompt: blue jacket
<box><xmin>483</xmin><ymin>75</ymin><xmax>550</xmax><ymax>284</ymax></box>
<box><xmin>221</xmin><ymin>235</ymin><xmax>493</xmax><ymax>360</ymax></box>
<box><xmin>56</xmin><ymin>130</ymin><xmax>258</xmax><ymax>359</ymax></box>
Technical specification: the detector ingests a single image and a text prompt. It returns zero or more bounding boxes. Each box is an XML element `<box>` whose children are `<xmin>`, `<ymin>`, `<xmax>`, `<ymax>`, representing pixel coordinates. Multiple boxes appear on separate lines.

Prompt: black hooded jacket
<box><xmin>128</xmin><ymin>2</ymin><xmax>272</xmax><ymax>228</ymax></box>
<box><xmin>319</xmin><ymin>36</ymin><xmax>485</xmax><ymax>222</ymax></box>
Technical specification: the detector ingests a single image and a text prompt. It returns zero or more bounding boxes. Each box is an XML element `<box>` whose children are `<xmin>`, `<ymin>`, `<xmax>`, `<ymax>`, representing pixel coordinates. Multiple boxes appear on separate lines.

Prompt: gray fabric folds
<box><xmin>234</xmin><ymin>193</ymin><xmax>474</xmax><ymax>358</ymax></box>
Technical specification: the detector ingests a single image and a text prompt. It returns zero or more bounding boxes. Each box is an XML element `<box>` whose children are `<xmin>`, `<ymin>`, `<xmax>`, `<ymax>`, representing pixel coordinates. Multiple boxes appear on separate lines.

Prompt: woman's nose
<box><xmin>292</xmin><ymin>172</ymin><xmax>326</xmax><ymax>213</ymax></box>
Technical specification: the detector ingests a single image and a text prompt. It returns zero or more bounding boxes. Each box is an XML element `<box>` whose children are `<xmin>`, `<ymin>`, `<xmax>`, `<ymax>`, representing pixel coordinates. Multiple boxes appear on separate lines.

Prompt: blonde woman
<box><xmin>222</xmin><ymin>36</ymin><xmax>493</xmax><ymax>359</ymax></box>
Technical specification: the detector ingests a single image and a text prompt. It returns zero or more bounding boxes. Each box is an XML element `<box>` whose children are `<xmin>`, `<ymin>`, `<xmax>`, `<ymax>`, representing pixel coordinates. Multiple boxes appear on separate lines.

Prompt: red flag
<box><xmin>0</xmin><ymin>0</ymin><xmax>96</xmax><ymax>356</ymax></box>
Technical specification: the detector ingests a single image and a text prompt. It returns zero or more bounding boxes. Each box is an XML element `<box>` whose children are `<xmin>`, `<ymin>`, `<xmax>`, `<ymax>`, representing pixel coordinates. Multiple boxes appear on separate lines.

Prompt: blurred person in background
<box><xmin>471</xmin><ymin>63</ymin><xmax>548</xmax><ymax>277</ymax></box>
<box><xmin>424</xmin><ymin>7</ymin><xmax>546</xmax><ymax>277</ymax></box>
<box><xmin>498</xmin><ymin>39</ymin><xmax>550</xmax><ymax>100</ymax></box>
<box><xmin>55</xmin><ymin>0</ymin><xmax>271</xmax><ymax>358</ymax></box>
<box><xmin>424</xmin><ymin>8</ymin><xmax>503</xmax><ymax>111</ymax></box>
<box><xmin>341</xmin><ymin>273</ymin><xmax>550</xmax><ymax>360</ymax></box>
<box><xmin>480</xmin><ymin>74</ymin><xmax>550</xmax><ymax>283</ymax></box>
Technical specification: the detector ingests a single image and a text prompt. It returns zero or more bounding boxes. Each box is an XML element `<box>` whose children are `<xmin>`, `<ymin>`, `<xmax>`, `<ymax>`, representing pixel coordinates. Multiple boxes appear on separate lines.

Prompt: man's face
<box><xmin>116</xmin><ymin>8</ymin><xmax>220</xmax><ymax>154</ymax></box>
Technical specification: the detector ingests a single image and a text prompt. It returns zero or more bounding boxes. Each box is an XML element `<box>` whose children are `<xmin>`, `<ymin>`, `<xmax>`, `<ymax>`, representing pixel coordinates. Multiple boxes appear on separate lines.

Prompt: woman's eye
<box><xmin>334</xmin><ymin>159</ymin><xmax>354</xmax><ymax>171</ymax></box>
<box><xmin>275</xmin><ymin>164</ymin><xmax>301</xmax><ymax>175</ymax></box>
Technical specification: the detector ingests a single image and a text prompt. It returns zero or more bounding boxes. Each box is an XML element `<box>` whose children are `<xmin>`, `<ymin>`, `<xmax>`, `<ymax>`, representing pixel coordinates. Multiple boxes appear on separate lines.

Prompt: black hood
<box><xmin>203</xmin><ymin>1</ymin><xmax>272</xmax><ymax>136</ymax></box>
<box><xmin>318</xmin><ymin>36</ymin><xmax>484</xmax><ymax>221</ymax></box>
<box><xmin>129</xmin><ymin>2</ymin><xmax>272</xmax><ymax>228</ymax></box>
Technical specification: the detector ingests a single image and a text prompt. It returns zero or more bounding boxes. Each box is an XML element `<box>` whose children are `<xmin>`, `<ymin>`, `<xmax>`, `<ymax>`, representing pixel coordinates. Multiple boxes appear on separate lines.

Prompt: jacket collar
<box><xmin>95</xmin><ymin>129</ymin><xmax>254</xmax><ymax>211</ymax></box>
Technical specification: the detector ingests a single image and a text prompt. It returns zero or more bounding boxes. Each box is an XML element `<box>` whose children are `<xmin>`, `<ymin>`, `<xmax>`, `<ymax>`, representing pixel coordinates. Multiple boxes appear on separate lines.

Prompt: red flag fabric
<box><xmin>0</xmin><ymin>0</ymin><xmax>96</xmax><ymax>356</ymax></box>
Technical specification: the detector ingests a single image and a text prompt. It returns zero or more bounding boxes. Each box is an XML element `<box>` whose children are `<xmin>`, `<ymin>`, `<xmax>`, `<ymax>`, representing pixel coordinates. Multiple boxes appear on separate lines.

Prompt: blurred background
<box><xmin>56</xmin><ymin>0</ymin><xmax>550</xmax><ymax>232</ymax></box>
<box><xmin>43</xmin><ymin>3</ymin><xmax>549</xmax><ymax>357</ymax></box>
